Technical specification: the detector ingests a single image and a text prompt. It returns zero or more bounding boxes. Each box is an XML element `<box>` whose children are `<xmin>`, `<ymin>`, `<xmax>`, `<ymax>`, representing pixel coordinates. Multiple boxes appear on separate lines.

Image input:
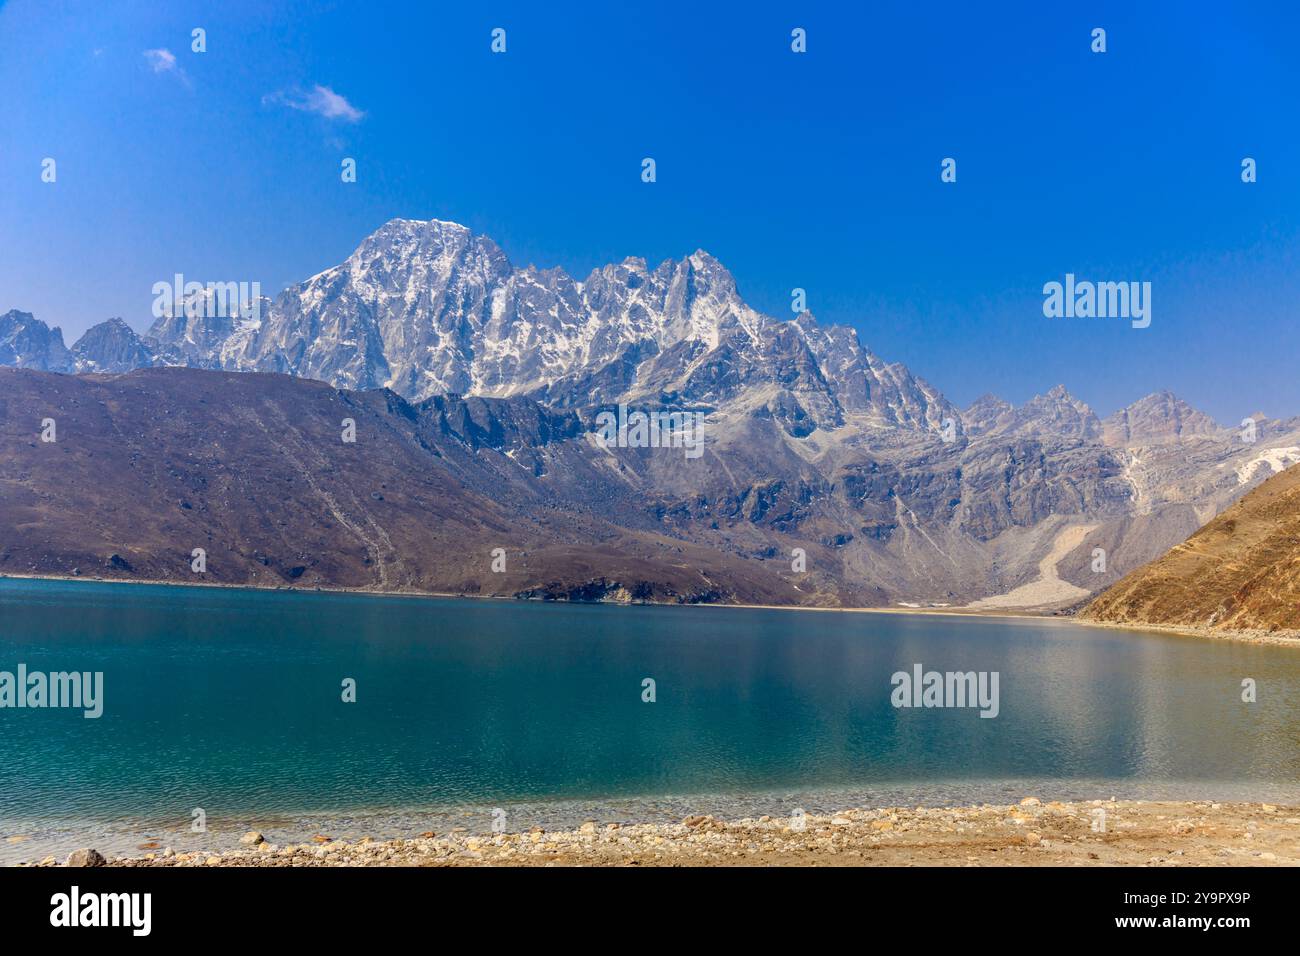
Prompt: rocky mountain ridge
<box><xmin>4</xmin><ymin>219</ymin><xmax>1298</xmax><ymax>607</ymax></box>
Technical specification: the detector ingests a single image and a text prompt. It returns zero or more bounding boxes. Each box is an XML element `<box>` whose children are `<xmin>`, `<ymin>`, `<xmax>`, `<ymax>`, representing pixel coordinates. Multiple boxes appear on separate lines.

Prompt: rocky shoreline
<box><xmin>20</xmin><ymin>800</ymin><xmax>1298</xmax><ymax>867</ymax></box>
<box><xmin>1073</xmin><ymin>617</ymin><xmax>1300</xmax><ymax>647</ymax></box>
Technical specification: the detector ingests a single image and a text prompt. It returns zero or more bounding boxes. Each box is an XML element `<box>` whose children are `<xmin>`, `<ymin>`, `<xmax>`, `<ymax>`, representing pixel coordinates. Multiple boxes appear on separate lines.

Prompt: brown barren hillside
<box><xmin>1082</xmin><ymin>462</ymin><xmax>1300</xmax><ymax>635</ymax></box>
<box><xmin>0</xmin><ymin>367</ymin><xmax>810</xmax><ymax>606</ymax></box>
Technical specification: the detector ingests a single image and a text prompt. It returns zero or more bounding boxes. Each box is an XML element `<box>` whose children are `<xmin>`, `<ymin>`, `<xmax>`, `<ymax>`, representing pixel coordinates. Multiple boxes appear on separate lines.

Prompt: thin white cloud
<box><xmin>143</xmin><ymin>48</ymin><xmax>177</xmax><ymax>73</ymax></box>
<box><xmin>263</xmin><ymin>84</ymin><xmax>365</xmax><ymax>123</ymax></box>
<box><xmin>143</xmin><ymin>48</ymin><xmax>191</xmax><ymax>87</ymax></box>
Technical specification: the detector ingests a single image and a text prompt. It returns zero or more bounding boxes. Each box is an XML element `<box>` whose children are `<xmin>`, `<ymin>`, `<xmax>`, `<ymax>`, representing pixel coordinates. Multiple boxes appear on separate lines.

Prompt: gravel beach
<box><xmin>22</xmin><ymin>799</ymin><xmax>1299</xmax><ymax>867</ymax></box>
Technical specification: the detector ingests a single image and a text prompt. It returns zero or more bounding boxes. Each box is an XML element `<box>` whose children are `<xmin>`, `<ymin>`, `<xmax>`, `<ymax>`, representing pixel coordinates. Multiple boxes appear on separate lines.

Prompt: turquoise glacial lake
<box><xmin>0</xmin><ymin>578</ymin><xmax>1297</xmax><ymax>859</ymax></box>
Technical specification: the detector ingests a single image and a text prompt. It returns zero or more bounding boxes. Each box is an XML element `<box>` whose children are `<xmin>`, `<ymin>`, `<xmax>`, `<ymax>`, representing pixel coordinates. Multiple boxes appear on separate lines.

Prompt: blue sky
<box><xmin>2</xmin><ymin>0</ymin><xmax>1299</xmax><ymax>421</ymax></box>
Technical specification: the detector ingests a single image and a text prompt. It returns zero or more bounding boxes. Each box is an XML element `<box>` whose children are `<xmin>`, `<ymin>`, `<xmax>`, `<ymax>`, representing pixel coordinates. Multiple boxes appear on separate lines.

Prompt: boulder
<box><xmin>65</xmin><ymin>848</ymin><xmax>106</xmax><ymax>867</ymax></box>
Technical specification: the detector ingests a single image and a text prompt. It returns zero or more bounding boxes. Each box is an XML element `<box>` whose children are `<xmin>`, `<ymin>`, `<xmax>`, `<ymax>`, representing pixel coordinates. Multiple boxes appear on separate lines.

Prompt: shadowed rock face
<box><xmin>3</xmin><ymin>219</ymin><xmax>1299</xmax><ymax>608</ymax></box>
<box><xmin>0</xmin><ymin>310</ymin><xmax>72</xmax><ymax>372</ymax></box>
<box><xmin>69</xmin><ymin>318</ymin><xmax>155</xmax><ymax>373</ymax></box>
<box><xmin>1082</xmin><ymin>462</ymin><xmax>1300</xmax><ymax>634</ymax></box>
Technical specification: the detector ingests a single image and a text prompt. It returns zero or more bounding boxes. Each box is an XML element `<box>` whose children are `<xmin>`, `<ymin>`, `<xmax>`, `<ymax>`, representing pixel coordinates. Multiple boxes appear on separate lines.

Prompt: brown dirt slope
<box><xmin>1082</xmin><ymin>461</ymin><xmax>1300</xmax><ymax>633</ymax></box>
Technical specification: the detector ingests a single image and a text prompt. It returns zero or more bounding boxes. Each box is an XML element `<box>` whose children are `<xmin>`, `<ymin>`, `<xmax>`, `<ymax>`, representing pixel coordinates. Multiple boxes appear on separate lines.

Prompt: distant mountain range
<box><xmin>4</xmin><ymin>218</ymin><xmax>1299</xmax><ymax>606</ymax></box>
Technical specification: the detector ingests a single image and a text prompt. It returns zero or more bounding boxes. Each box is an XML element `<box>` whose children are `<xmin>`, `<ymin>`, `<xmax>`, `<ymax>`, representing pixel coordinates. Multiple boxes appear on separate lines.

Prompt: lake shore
<box><xmin>7</xmin><ymin>571</ymin><xmax>1298</xmax><ymax>647</ymax></box>
<box><xmin>24</xmin><ymin>800</ymin><xmax>1299</xmax><ymax>868</ymax></box>
<box><xmin>1070</xmin><ymin>616</ymin><xmax>1300</xmax><ymax>647</ymax></box>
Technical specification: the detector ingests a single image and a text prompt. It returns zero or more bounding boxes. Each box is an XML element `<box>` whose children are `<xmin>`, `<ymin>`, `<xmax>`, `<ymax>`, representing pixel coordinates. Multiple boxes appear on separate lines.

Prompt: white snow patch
<box><xmin>1235</xmin><ymin>446</ymin><xmax>1300</xmax><ymax>484</ymax></box>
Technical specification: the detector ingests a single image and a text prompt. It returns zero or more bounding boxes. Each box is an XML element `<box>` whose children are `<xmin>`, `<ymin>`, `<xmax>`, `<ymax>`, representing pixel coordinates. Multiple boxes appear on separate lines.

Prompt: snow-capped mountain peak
<box><xmin>4</xmin><ymin>219</ymin><xmax>961</xmax><ymax>436</ymax></box>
